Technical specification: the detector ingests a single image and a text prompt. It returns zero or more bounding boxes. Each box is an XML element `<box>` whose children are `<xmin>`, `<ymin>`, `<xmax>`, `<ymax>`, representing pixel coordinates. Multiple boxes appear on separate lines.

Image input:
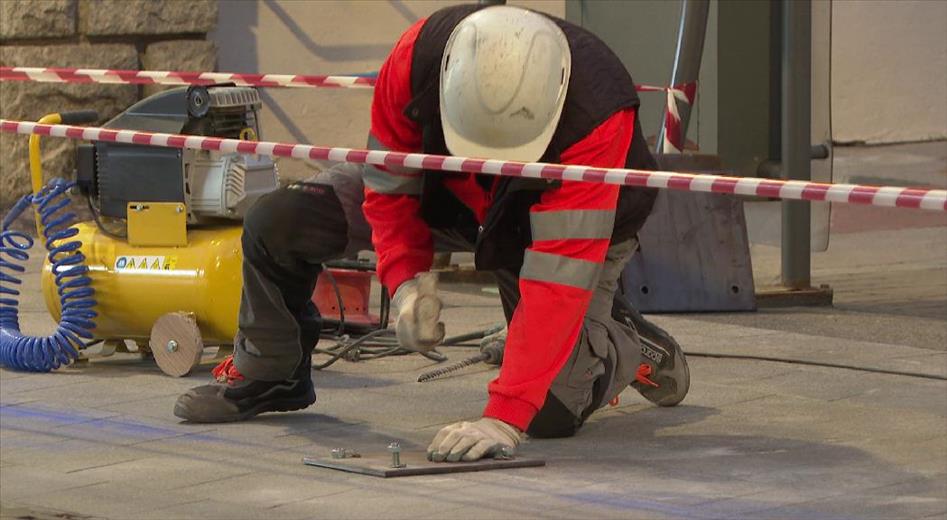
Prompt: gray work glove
<box><xmin>479</xmin><ymin>325</ymin><xmax>507</xmax><ymax>356</ymax></box>
<box><xmin>427</xmin><ymin>417</ymin><xmax>522</xmax><ymax>462</ymax></box>
<box><xmin>391</xmin><ymin>272</ymin><xmax>445</xmax><ymax>352</ymax></box>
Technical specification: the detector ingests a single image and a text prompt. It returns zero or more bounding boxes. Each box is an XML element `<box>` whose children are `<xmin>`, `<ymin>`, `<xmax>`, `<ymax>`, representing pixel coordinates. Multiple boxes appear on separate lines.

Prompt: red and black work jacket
<box><xmin>364</xmin><ymin>4</ymin><xmax>658</xmax><ymax>430</ymax></box>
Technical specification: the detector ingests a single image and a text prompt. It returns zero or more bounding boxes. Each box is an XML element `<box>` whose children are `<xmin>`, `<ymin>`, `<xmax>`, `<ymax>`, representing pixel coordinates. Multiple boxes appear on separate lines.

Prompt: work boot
<box><xmin>173</xmin><ymin>355</ymin><xmax>316</xmax><ymax>423</ymax></box>
<box><xmin>613</xmin><ymin>296</ymin><xmax>690</xmax><ymax>407</ymax></box>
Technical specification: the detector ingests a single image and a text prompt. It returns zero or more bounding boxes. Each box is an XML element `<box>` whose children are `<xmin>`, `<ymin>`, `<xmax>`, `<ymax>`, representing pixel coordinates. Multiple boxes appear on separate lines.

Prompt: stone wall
<box><xmin>0</xmin><ymin>0</ymin><xmax>218</xmax><ymax>212</ymax></box>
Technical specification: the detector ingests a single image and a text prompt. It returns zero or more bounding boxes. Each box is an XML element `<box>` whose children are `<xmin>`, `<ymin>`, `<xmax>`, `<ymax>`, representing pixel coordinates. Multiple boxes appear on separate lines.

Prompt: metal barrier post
<box><xmin>780</xmin><ymin>0</ymin><xmax>812</xmax><ymax>289</ymax></box>
<box><xmin>655</xmin><ymin>0</ymin><xmax>710</xmax><ymax>154</ymax></box>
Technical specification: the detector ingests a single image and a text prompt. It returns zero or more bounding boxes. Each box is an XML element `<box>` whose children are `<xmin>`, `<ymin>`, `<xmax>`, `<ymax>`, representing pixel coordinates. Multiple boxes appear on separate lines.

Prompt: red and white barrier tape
<box><xmin>0</xmin><ymin>66</ymin><xmax>686</xmax><ymax>96</ymax></box>
<box><xmin>660</xmin><ymin>83</ymin><xmax>697</xmax><ymax>154</ymax></box>
<box><xmin>4</xmin><ymin>119</ymin><xmax>943</xmax><ymax>212</ymax></box>
<box><xmin>0</xmin><ymin>66</ymin><xmax>376</xmax><ymax>89</ymax></box>
<box><xmin>1</xmin><ymin>66</ymin><xmax>698</xmax><ymax>152</ymax></box>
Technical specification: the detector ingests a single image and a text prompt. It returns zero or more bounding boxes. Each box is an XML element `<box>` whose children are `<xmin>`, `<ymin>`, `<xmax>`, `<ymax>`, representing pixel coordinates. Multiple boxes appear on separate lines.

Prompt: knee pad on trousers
<box><xmin>242</xmin><ymin>185</ymin><xmax>349</xmax><ymax>267</ymax></box>
<box><xmin>242</xmin><ymin>189</ymin><xmax>301</xmax><ymax>257</ymax></box>
<box><xmin>242</xmin><ymin>189</ymin><xmax>294</xmax><ymax>262</ymax></box>
<box><xmin>527</xmin><ymin>394</ymin><xmax>583</xmax><ymax>439</ymax></box>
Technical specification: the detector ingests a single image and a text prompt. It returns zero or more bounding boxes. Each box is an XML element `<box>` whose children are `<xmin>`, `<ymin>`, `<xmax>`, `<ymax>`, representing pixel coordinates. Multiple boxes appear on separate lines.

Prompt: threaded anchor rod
<box><xmin>417</xmin><ymin>352</ymin><xmax>489</xmax><ymax>383</ymax></box>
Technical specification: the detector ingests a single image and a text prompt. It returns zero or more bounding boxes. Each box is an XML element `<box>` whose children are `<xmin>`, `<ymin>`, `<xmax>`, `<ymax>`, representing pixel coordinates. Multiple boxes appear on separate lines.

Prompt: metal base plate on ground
<box><xmin>302</xmin><ymin>452</ymin><xmax>545</xmax><ymax>478</ymax></box>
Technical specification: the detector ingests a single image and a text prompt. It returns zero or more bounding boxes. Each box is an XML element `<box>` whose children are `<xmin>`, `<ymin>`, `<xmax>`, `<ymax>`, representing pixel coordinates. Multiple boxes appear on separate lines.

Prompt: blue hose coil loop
<box><xmin>0</xmin><ymin>179</ymin><xmax>96</xmax><ymax>372</ymax></box>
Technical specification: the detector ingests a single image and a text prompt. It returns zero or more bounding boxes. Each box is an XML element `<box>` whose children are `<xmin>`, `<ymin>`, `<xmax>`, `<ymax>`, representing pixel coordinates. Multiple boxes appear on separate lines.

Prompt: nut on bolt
<box><xmin>387</xmin><ymin>442</ymin><xmax>405</xmax><ymax>468</ymax></box>
<box><xmin>329</xmin><ymin>448</ymin><xmax>360</xmax><ymax>459</ymax></box>
<box><xmin>166</xmin><ymin>340</ymin><xmax>178</xmax><ymax>353</ymax></box>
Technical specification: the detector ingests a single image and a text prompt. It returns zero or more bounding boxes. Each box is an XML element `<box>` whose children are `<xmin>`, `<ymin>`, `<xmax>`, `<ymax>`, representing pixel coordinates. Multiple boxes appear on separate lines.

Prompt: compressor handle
<box><xmin>59</xmin><ymin>110</ymin><xmax>99</xmax><ymax>125</ymax></box>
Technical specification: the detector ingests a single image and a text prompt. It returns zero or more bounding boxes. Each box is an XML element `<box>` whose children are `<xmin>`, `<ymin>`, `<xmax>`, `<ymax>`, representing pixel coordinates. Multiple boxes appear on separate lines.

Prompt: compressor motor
<box><xmin>76</xmin><ymin>84</ymin><xmax>280</xmax><ymax>228</ymax></box>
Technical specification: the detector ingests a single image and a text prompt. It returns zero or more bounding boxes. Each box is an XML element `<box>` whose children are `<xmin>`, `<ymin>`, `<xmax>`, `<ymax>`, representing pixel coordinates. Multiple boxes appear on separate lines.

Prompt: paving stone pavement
<box><xmin>2</xmin><ymin>143</ymin><xmax>946</xmax><ymax>519</ymax></box>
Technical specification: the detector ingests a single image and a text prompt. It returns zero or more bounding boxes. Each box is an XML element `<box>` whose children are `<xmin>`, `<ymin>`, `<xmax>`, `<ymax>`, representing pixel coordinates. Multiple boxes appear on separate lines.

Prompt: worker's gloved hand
<box><xmin>427</xmin><ymin>417</ymin><xmax>522</xmax><ymax>462</ymax></box>
<box><xmin>392</xmin><ymin>272</ymin><xmax>445</xmax><ymax>352</ymax></box>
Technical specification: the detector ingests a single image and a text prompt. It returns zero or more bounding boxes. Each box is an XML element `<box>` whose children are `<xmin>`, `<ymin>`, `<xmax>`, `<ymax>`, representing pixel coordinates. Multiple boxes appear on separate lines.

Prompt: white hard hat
<box><xmin>439</xmin><ymin>6</ymin><xmax>571</xmax><ymax>162</ymax></box>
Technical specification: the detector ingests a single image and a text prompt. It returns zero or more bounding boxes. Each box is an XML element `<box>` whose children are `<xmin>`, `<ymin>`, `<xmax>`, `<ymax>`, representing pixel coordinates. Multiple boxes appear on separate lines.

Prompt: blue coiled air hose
<box><xmin>0</xmin><ymin>178</ymin><xmax>96</xmax><ymax>372</ymax></box>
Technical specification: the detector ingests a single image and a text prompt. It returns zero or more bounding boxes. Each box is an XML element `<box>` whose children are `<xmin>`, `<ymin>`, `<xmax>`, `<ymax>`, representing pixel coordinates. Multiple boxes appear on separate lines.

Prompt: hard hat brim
<box><xmin>442</xmin><ymin>106</ymin><xmax>564</xmax><ymax>163</ymax></box>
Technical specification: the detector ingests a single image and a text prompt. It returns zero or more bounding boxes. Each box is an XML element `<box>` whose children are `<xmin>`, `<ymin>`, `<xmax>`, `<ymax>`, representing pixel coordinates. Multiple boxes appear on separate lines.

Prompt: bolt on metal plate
<box><xmin>387</xmin><ymin>442</ymin><xmax>406</xmax><ymax>468</ymax></box>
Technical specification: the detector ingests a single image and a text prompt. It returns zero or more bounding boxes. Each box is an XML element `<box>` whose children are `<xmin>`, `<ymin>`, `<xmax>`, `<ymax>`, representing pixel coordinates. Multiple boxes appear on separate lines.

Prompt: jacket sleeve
<box><xmin>362</xmin><ymin>18</ymin><xmax>434</xmax><ymax>294</ymax></box>
<box><xmin>483</xmin><ymin>108</ymin><xmax>637</xmax><ymax>431</ymax></box>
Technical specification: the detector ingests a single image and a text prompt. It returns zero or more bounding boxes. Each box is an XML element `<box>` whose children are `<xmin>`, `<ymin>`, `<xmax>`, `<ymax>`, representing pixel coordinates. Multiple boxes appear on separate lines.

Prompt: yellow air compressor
<box><xmin>3</xmin><ymin>85</ymin><xmax>279</xmax><ymax>376</ymax></box>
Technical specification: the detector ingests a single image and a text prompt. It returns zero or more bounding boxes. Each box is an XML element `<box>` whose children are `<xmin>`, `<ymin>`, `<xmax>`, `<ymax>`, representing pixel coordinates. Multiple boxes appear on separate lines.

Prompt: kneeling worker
<box><xmin>174</xmin><ymin>4</ymin><xmax>690</xmax><ymax>463</ymax></box>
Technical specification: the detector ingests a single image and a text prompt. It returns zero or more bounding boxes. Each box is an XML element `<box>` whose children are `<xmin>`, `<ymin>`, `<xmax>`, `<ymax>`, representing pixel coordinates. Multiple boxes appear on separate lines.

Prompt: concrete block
<box><xmin>0</xmin><ymin>42</ymin><xmax>139</xmax><ymax>114</ymax></box>
<box><xmin>542</xmin><ymin>503</ymin><xmax>679</xmax><ymax>520</ymax></box>
<box><xmin>141</xmin><ymin>39</ymin><xmax>216</xmax><ymax>97</ymax></box>
<box><xmin>0</xmin><ymin>404</ymin><xmax>214</xmax><ymax>447</ymax></box>
<box><xmin>16</xmin><ymin>480</ymin><xmax>208</xmax><ymax>519</ymax></box>
<box><xmin>0</xmin><ymin>0</ymin><xmax>76</xmax><ymax>40</ymax></box>
<box><xmin>0</xmin><ymin>466</ymin><xmax>98</xmax><ymax>502</ymax></box>
<box><xmin>182</xmin><ymin>472</ymin><xmax>356</xmax><ymax>510</ymax></box>
<box><xmin>0</xmin><ymin>43</ymin><xmax>137</xmax><ymax>209</ymax></box>
<box><xmin>752</xmin><ymin>486</ymin><xmax>947</xmax><ymax>520</ymax></box>
<box><xmin>106</xmin><ymin>430</ymin><xmax>317</xmax><ymax>482</ymax></box>
<box><xmin>135</xmin><ymin>498</ymin><xmax>305</xmax><ymax>520</ymax></box>
<box><xmin>838</xmin><ymin>376</ymin><xmax>947</xmax><ymax>418</ymax></box>
<box><xmin>0</xmin><ymin>375</ymin><xmax>79</xmax><ymax>401</ymax></box>
<box><xmin>0</xmin><ymin>502</ymin><xmax>87</xmax><ymax>520</ymax></box>
<box><xmin>1</xmin><ymin>376</ymin><xmax>180</xmax><ymax>409</ymax></box>
<box><xmin>79</xmin><ymin>0</ymin><xmax>216</xmax><ymax>36</ymax></box>
<box><xmin>67</xmin><ymin>454</ymin><xmax>254</xmax><ymax>492</ymax></box>
<box><xmin>275</xmin><ymin>487</ymin><xmax>464</xmax><ymax>520</ymax></box>
<box><xmin>0</xmin><ymin>438</ymin><xmax>144</xmax><ymax>474</ymax></box>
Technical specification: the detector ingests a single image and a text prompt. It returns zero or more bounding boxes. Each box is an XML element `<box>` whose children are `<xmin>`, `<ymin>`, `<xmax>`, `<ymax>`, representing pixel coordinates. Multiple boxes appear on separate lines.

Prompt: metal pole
<box><xmin>780</xmin><ymin>0</ymin><xmax>812</xmax><ymax>289</ymax></box>
<box><xmin>655</xmin><ymin>0</ymin><xmax>710</xmax><ymax>155</ymax></box>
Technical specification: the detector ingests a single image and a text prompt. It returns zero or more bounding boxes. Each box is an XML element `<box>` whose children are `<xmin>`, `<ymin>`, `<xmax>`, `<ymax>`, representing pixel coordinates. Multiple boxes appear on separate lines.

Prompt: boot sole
<box><xmin>173</xmin><ymin>388</ymin><xmax>316</xmax><ymax>424</ymax></box>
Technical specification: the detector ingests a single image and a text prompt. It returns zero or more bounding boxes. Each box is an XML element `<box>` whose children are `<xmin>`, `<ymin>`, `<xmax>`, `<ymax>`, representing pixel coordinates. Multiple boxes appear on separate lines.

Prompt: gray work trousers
<box><xmin>494</xmin><ymin>239</ymin><xmax>643</xmax><ymax>438</ymax></box>
<box><xmin>233</xmin><ymin>163</ymin><xmax>643</xmax><ymax>437</ymax></box>
<box><xmin>232</xmin><ymin>163</ymin><xmax>469</xmax><ymax>381</ymax></box>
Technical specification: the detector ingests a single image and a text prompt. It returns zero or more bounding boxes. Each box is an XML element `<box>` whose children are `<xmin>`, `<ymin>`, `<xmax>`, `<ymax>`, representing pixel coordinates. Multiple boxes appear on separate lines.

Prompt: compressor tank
<box><xmin>42</xmin><ymin>222</ymin><xmax>242</xmax><ymax>344</ymax></box>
